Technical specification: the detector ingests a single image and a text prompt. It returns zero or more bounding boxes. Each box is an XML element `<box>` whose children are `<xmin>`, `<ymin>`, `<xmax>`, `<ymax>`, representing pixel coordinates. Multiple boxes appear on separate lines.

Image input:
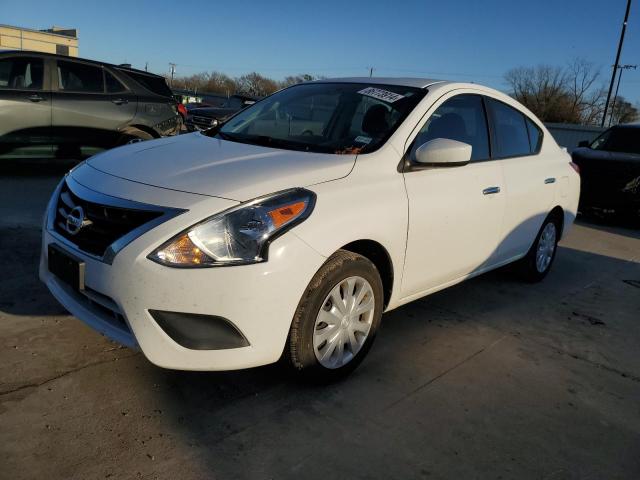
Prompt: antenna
<box><xmin>169</xmin><ymin>63</ymin><xmax>176</xmax><ymax>87</ymax></box>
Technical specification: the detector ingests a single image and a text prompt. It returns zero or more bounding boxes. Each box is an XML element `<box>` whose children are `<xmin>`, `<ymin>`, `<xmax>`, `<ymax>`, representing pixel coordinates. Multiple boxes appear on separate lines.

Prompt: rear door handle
<box><xmin>111</xmin><ymin>98</ymin><xmax>128</xmax><ymax>105</ymax></box>
<box><xmin>545</xmin><ymin>177</ymin><xmax>556</xmax><ymax>184</ymax></box>
<box><xmin>27</xmin><ymin>94</ymin><xmax>45</xmax><ymax>102</ymax></box>
<box><xmin>482</xmin><ymin>186</ymin><xmax>501</xmax><ymax>195</ymax></box>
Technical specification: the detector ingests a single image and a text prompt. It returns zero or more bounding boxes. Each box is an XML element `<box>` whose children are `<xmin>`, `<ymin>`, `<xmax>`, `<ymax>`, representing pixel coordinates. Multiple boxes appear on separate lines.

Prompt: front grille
<box><xmin>54</xmin><ymin>181</ymin><xmax>163</xmax><ymax>257</ymax></box>
<box><xmin>192</xmin><ymin>115</ymin><xmax>216</xmax><ymax>127</ymax></box>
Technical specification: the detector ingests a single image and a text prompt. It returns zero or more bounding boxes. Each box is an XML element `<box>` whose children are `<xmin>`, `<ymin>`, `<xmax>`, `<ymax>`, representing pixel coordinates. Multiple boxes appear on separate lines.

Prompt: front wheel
<box><xmin>286</xmin><ymin>250</ymin><xmax>384</xmax><ymax>380</ymax></box>
<box><xmin>518</xmin><ymin>215</ymin><xmax>560</xmax><ymax>282</ymax></box>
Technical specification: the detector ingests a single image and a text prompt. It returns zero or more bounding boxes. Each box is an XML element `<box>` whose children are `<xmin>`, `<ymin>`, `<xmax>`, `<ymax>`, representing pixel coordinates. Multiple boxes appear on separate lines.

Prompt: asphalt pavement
<box><xmin>1</xmin><ymin>174</ymin><xmax>639</xmax><ymax>480</ymax></box>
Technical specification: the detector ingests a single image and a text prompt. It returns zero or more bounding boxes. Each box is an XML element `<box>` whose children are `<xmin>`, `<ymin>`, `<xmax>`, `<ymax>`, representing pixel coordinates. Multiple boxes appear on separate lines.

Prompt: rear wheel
<box><xmin>286</xmin><ymin>250</ymin><xmax>383</xmax><ymax>380</ymax></box>
<box><xmin>518</xmin><ymin>215</ymin><xmax>560</xmax><ymax>282</ymax></box>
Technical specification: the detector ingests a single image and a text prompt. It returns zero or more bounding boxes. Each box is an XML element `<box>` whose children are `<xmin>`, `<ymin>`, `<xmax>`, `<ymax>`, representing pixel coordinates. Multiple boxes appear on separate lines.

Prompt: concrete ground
<box><xmin>1</xmin><ymin>174</ymin><xmax>639</xmax><ymax>480</ymax></box>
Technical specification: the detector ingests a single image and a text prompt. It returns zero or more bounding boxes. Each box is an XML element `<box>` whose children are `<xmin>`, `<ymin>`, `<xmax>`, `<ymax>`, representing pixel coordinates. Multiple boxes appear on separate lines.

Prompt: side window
<box><xmin>105</xmin><ymin>71</ymin><xmax>127</xmax><ymax>93</ymax></box>
<box><xmin>410</xmin><ymin>94</ymin><xmax>490</xmax><ymax>161</ymax></box>
<box><xmin>487</xmin><ymin>99</ymin><xmax>531</xmax><ymax>158</ymax></box>
<box><xmin>0</xmin><ymin>57</ymin><xmax>44</xmax><ymax>90</ymax></box>
<box><xmin>57</xmin><ymin>61</ymin><xmax>104</xmax><ymax>93</ymax></box>
<box><xmin>525</xmin><ymin>118</ymin><xmax>543</xmax><ymax>153</ymax></box>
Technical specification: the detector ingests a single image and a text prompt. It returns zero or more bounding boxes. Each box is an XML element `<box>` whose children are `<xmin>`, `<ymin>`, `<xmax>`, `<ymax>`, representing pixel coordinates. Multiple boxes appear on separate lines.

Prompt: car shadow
<box><xmin>146</xmin><ymin>243</ymin><xmax>640</xmax><ymax>478</ymax></box>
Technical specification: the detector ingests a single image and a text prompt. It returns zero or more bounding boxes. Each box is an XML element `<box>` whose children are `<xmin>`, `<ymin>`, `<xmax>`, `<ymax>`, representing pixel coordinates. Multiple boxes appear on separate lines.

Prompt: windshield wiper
<box><xmin>215</xmin><ymin>131</ymin><xmax>236</xmax><ymax>141</ymax></box>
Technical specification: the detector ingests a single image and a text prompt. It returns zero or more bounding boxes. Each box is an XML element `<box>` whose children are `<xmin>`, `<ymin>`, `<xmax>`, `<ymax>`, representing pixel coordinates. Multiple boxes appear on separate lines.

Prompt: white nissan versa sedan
<box><xmin>40</xmin><ymin>78</ymin><xmax>580</xmax><ymax>378</ymax></box>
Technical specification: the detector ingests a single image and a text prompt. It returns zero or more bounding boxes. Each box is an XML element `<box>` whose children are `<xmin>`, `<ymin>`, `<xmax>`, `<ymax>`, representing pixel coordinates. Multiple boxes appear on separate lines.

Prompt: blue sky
<box><xmin>4</xmin><ymin>0</ymin><xmax>640</xmax><ymax>103</ymax></box>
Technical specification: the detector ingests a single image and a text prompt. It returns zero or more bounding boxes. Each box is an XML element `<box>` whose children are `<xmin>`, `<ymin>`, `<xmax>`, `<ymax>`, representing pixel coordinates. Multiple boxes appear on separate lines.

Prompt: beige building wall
<box><xmin>0</xmin><ymin>25</ymin><xmax>78</xmax><ymax>56</ymax></box>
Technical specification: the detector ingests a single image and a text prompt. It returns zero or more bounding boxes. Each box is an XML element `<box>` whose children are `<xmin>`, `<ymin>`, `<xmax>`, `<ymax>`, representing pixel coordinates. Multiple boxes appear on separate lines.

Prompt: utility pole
<box><xmin>369</xmin><ymin>67</ymin><xmax>374</xmax><ymax>78</ymax></box>
<box><xmin>602</xmin><ymin>0</ymin><xmax>633</xmax><ymax>127</ymax></box>
<box><xmin>609</xmin><ymin>64</ymin><xmax>637</xmax><ymax>126</ymax></box>
<box><xmin>169</xmin><ymin>62</ymin><xmax>176</xmax><ymax>88</ymax></box>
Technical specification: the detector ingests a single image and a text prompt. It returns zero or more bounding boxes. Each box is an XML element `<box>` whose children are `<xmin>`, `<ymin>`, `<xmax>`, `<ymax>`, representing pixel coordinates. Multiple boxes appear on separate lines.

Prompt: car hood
<box><xmin>87</xmin><ymin>132</ymin><xmax>356</xmax><ymax>201</ymax></box>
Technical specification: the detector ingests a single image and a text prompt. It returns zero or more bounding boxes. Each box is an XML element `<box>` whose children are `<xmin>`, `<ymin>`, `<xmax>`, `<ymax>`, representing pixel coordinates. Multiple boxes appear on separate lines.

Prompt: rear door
<box><xmin>0</xmin><ymin>55</ymin><xmax>52</xmax><ymax>159</ymax></box>
<box><xmin>485</xmin><ymin>97</ymin><xmax>555</xmax><ymax>261</ymax></box>
<box><xmin>51</xmin><ymin>59</ymin><xmax>137</xmax><ymax>158</ymax></box>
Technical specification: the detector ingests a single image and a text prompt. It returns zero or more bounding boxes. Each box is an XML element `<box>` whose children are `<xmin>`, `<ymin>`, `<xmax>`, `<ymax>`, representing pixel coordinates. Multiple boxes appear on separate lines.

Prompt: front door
<box><xmin>401</xmin><ymin>94</ymin><xmax>506</xmax><ymax>298</ymax></box>
<box><xmin>0</xmin><ymin>55</ymin><xmax>52</xmax><ymax>159</ymax></box>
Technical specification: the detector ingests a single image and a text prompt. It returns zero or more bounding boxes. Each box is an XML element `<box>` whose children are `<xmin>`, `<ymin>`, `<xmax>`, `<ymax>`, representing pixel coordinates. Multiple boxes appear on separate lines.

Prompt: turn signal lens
<box><xmin>268</xmin><ymin>201</ymin><xmax>307</xmax><ymax>228</ymax></box>
<box><xmin>153</xmin><ymin>233</ymin><xmax>213</xmax><ymax>266</ymax></box>
<box><xmin>149</xmin><ymin>188</ymin><xmax>316</xmax><ymax>267</ymax></box>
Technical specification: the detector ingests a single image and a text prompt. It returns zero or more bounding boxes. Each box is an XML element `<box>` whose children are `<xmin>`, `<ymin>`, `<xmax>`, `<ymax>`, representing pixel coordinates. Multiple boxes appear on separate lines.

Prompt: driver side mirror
<box><xmin>414</xmin><ymin>138</ymin><xmax>472</xmax><ymax>167</ymax></box>
<box><xmin>577</xmin><ymin>140</ymin><xmax>590</xmax><ymax>148</ymax></box>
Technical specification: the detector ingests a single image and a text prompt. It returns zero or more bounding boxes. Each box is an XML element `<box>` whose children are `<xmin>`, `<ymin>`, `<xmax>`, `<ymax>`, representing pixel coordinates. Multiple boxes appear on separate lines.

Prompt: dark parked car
<box><xmin>0</xmin><ymin>51</ymin><xmax>181</xmax><ymax>161</ymax></box>
<box><xmin>573</xmin><ymin>124</ymin><xmax>640</xmax><ymax>219</ymax></box>
<box><xmin>185</xmin><ymin>94</ymin><xmax>257</xmax><ymax>131</ymax></box>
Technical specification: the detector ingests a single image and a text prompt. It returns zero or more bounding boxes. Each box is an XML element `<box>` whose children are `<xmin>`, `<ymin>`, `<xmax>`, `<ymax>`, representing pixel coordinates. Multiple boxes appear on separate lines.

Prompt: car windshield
<box><xmin>209</xmin><ymin>82</ymin><xmax>426</xmax><ymax>154</ymax></box>
<box><xmin>590</xmin><ymin>127</ymin><xmax>640</xmax><ymax>154</ymax></box>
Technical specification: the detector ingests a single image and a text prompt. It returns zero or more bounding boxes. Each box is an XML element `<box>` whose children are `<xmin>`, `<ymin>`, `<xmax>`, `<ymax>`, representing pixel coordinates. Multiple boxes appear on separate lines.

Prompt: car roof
<box><xmin>312</xmin><ymin>77</ymin><xmax>447</xmax><ymax>89</ymax></box>
<box><xmin>0</xmin><ymin>49</ymin><xmax>165</xmax><ymax>79</ymax></box>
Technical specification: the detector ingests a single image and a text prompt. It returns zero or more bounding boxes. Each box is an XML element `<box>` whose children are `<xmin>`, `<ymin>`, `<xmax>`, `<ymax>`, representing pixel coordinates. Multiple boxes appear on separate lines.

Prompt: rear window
<box><xmin>120</xmin><ymin>70</ymin><xmax>172</xmax><ymax>97</ymax></box>
<box><xmin>487</xmin><ymin>98</ymin><xmax>531</xmax><ymax>158</ymax></box>
<box><xmin>525</xmin><ymin>118</ymin><xmax>543</xmax><ymax>153</ymax></box>
<box><xmin>57</xmin><ymin>61</ymin><xmax>103</xmax><ymax>93</ymax></box>
<box><xmin>105</xmin><ymin>71</ymin><xmax>127</xmax><ymax>93</ymax></box>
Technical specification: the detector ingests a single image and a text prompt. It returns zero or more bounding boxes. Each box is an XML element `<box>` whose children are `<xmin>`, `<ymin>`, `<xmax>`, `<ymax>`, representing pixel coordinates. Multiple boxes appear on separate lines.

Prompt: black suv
<box><xmin>0</xmin><ymin>51</ymin><xmax>180</xmax><ymax>161</ymax></box>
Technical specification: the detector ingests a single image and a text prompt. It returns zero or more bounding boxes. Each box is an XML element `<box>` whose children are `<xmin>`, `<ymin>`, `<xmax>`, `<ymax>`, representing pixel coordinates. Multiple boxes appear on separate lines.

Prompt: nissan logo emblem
<box><xmin>65</xmin><ymin>206</ymin><xmax>90</xmax><ymax>235</ymax></box>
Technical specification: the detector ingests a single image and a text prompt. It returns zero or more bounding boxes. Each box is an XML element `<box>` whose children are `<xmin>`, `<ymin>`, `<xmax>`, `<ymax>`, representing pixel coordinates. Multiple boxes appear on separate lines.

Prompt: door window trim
<box><xmin>401</xmin><ymin>89</ymin><xmax>546</xmax><ymax>174</ymax></box>
<box><xmin>401</xmin><ymin>92</ymin><xmax>493</xmax><ymax>172</ymax></box>
<box><xmin>53</xmin><ymin>58</ymin><xmax>107</xmax><ymax>94</ymax></box>
<box><xmin>104</xmin><ymin>68</ymin><xmax>131</xmax><ymax>94</ymax></box>
<box><xmin>484</xmin><ymin>96</ymin><xmax>544</xmax><ymax>160</ymax></box>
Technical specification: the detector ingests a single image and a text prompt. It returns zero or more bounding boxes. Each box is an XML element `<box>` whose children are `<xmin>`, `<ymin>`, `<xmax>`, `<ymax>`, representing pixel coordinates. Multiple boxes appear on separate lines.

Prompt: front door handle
<box><xmin>27</xmin><ymin>94</ymin><xmax>45</xmax><ymax>102</ymax></box>
<box><xmin>545</xmin><ymin>177</ymin><xmax>556</xmax><ymax>184</ymax></box>
<box><xmin>111</xmin><ymin>98</ymin><xmax>128</xmax><ymax>105</ymax></box>
<box><xmin>483</xmin><ymin>186</ymin><xmax>501</xmax><ymax>195</ymax></box>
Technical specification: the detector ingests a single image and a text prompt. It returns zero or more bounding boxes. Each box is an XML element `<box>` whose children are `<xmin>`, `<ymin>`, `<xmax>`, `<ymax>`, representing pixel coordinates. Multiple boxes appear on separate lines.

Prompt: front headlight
<box><xmin>148</xmin><ymin>188</ymin><xmax>316</xmax><ymax>267</ymax></box>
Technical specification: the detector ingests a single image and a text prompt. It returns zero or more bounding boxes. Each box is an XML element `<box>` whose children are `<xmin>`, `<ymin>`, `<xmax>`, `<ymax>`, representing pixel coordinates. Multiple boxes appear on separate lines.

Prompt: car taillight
<box><xmin>569</xmin><ymin>161</ymin><xmax>580</xmax><ymax>175</ymax></box>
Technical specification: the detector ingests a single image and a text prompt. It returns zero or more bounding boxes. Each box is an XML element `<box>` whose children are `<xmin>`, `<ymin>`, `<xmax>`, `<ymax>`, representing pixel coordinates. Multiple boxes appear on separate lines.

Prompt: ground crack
<box><xmin>511</xmin><ymin>334</ymin><xmax>640</xmax><ymax>383</ymax></box>
<box><xmin>0</xmin><ymin>352</ymin><xmax>139</xmax><ymax>398</ymax></box>
<box><xmin>383</xmin><ymin>335</ymin><xmax>507</xmax><ymax>410</ymax></box>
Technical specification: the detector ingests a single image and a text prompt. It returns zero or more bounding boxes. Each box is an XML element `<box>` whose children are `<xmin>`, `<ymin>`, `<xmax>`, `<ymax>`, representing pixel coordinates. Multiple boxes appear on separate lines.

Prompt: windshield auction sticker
<box><xmin>358</xmin><ymin>87</ymin><xmax>405</xmax><ymax>103</ymax></box>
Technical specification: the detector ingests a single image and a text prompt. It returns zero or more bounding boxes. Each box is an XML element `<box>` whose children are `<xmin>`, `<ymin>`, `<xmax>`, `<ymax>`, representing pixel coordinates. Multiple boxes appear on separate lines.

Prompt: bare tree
<box><xmin>505</xmin><ymin>59</ymin><xmax>608</xmax><ymax>125</ymax></box>
<box><xmin>279</xmin><ymin>74</ymin><xmax>316</xmax><ymax>88</ymax></box>
<box><xmin>565</xmin><ymin>59</ymin><xmax>602</xmax><ymax>123</ymax></box>
<box><xmin>609</xmin><ymin>97</ymin><xmax>639</xmax><ymax>124</ymax></box>
<box><xmin>235</xmin><ymin>72</ymin><xmax>279</xmax><ymax>97</ymax></box>
<box><xmin>505</xmin><ymin>65</ymin><xmax>574</xmax><ymax>122</ymax></box>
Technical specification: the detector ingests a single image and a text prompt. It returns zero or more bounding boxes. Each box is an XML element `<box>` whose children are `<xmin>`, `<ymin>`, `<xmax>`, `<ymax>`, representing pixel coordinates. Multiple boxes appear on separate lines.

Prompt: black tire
<box><xmin>286</xmin><ymin>250</ymin><xmax>384</xmax><ymax>380</ymax></box>
<box><xmin>518</xmin><ymin>214</ymin><xmax>561</xmax><ymax>282</ymax></box>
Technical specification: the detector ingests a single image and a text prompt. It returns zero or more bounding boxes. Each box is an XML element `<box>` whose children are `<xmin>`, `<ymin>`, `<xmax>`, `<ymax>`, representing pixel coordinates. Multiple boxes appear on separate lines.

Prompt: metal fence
<box><xmin>544</xmin><ymin>123</ymin><xmax>605</xmax><ymax>152</ymax></box>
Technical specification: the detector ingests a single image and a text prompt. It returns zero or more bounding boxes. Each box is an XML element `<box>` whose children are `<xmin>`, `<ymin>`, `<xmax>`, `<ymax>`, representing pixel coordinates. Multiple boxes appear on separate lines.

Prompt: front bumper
<box><xmin>40</xmin><ymin>169</ymin><xmax>326</xmax><ymax>371</ymax></box>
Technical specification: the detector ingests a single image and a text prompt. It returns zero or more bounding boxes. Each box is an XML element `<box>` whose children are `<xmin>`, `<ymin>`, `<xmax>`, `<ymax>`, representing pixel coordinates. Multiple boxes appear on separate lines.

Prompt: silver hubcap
<box><xmin>536</xmin><ymin>222</ymin><xmax>557</xmax><ymax>273</ymax></box>
<box><xmin>313</xmin><ymin>276</ymin><xmax>375</xmax><ymax>369</ymax></box>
